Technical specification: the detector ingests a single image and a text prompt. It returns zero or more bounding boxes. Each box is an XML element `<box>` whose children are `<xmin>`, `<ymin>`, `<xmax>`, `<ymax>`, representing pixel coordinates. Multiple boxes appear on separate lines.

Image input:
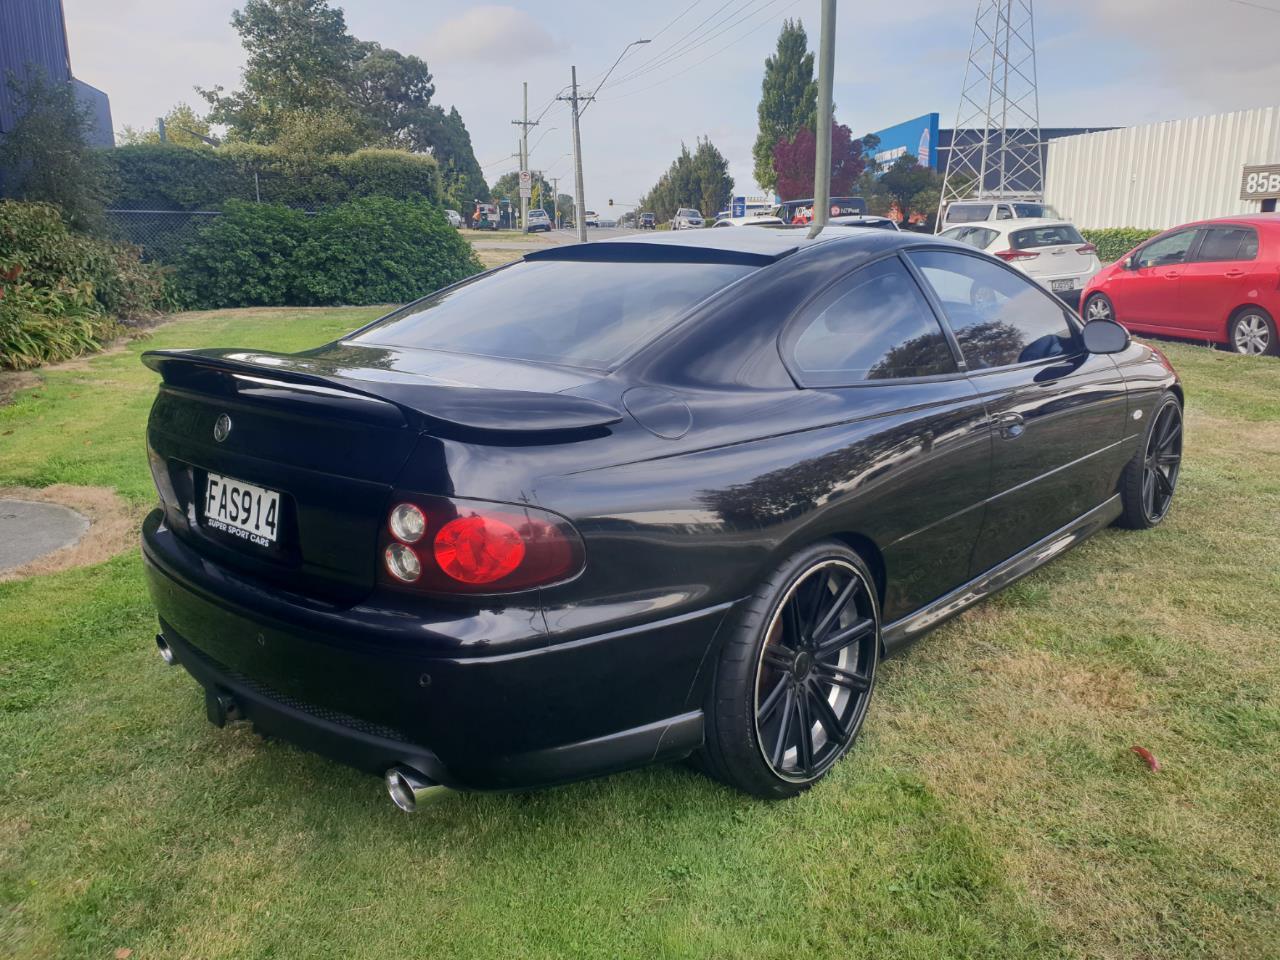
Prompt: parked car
<box><xmin>141</xmin><ymin>228</ymin><xmax>1181</xmax><ymax>808</ymax></box>
<box><xmin>939</xmin><ymin>199</ymin><xmax>1062</xmax><ymax>230</ymax></box>
<box><xmin>584</xmin><ymin>210</ymin><xmax>600</xmax><ymax>228</ymax></box>
<box><xmin>525</xmin><ymin>208</ymin><xmax>552</xmax><ymax>233</ymax></box>
<box><xmin>674</xmin><ymin>208</ymin><xmax>705</xmax><ymax>230</ymax></box>
<box><xmin>829</xmin><ymin>215</ymin><xmax>900</xmax><ymax>231</ymax></box>
<box><xmin>471</xmin><ymin>203</ymin><xmax>499</xmax><ymax>230</ymax></box>
<box><xmin>444</xmin><ymin>209</ymin><xmax>463</xmax><ymax>228</ymax></box>
<box><xmin>939</xmin><ymin>218</ymin><xmax>1101</xmax><ymax>305</ymax></box>
<box><xmin>1082</xmin><ymin>215</ymin><xmax>1278</xmax><ymax>356</ymax></box>
<box><xmin>775</xmin><ymin>196</ymin><xmax>868</xmax><ymax>225</ymax></box>
<box><xmin>638</xmin><ymin>212</ymin><xmax>657</xmax><ymax>230</ymax></box>
<box><xmin>712</xmin><ymin>215</ymin><xmax>785</xmax><ymax>228</ymax></box>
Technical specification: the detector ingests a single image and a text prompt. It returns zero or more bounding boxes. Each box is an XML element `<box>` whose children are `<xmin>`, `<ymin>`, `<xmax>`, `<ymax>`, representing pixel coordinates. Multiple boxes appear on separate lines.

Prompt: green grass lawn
<box><xmin>2</xmin><ymin>310</ymin><xmax>1278</xmax><ymax>959</ymax></box>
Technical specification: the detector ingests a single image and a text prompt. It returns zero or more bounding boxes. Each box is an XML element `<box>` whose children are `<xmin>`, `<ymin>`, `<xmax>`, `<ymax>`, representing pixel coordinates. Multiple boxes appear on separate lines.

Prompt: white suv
<box><xmin>939</xmin><ymin>218</ymin><xmax>1101</xmax><ymax>304</ymax></box>
<box><xmin>674</xmin><ymin>208</ymin><xmax>705</xmax><ymax>230</ymax></box>
<box><xmin>940</xmin><ymin>199</ymin><xmax>1061</xmax><ymax>230</ymax></box>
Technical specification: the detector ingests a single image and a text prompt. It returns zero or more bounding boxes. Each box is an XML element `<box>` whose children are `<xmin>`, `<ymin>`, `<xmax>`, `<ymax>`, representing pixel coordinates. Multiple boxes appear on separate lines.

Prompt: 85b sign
<box><xmin>1241</xmin><ymin>163</ymin><xmax>1280</xmax><ymax>201</ymax></box>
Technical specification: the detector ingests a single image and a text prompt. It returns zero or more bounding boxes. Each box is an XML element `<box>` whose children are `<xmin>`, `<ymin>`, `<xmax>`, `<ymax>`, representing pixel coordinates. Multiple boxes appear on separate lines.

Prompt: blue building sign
<box><xmin>866</xmin><ymin>113</ymin><xmax>939</xmax><ymax>172</ymax></box>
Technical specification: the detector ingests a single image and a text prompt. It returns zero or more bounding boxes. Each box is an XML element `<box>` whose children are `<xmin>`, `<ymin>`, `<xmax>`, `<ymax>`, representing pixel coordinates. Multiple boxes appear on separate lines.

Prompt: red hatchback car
<box><xmin>1081</xmin><ymin>215</ymin><xmax>1280</xmax><ymax>356</ymax></box>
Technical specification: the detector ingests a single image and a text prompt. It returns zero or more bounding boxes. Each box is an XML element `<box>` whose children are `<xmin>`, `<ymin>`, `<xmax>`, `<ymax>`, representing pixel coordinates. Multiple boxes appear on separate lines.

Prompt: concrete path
<box><xmin>0</xmin><ymin>499</ymin><xmax>90</xmax><ymax>572</ymax></box>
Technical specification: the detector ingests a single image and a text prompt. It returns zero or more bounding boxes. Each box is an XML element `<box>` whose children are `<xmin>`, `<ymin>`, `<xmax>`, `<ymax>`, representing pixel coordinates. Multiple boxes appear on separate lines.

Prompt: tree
<box><xmin>200</xmin><ymin>0</ymin><xmax>360</xmax><ymax>144</ymax></box>
<box><xmin>638</xmin><ymin>138</ymin><xmax>735</xmax><ymax>222</ymax></box>
<box><xmin>771</xmin><ymin>122</ymin><xmax>865</xmax><ymax>201</ymax></box>
<box><xmin>0</xmin><ymin>70</ymin><xmax>105</xmax><ymax>231</ymax></box>
<box><xmin>752</xmin><ymin>20</ymin><xmax>816</xmax><ymax>195</ymax></box>
<box><xmin>879</xmin><ymin>153</ymin><xmax>942</xmax><ymax>226</ymax></box>
<box><xmin>118</xmin><ymin>102</ymin><xmax>216</xmax><ymax>147</ymax></box>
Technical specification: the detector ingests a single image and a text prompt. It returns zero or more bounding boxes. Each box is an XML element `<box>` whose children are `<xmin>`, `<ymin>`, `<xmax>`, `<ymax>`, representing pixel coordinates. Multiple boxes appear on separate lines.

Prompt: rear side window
<box><xmin>946</xmin><ymin>204</ymin><xmax>994</xmax><ymax>223</ymax></box>
<box><xmin>353</xmin><ymin>259</ymin><xmax>754</xmax><ymax>370</ymax></box>
<box><xmin>907</xmin><ymin>250</ymin><xmax>1076</xmax><ymax>369</ymax></box>
<box><xmin>1011</xmin><ymin>203</ymin><xmax>1060</xmax><ymax>219</ymax></box>
<box><xmin>1010</xmin><ymin>225</ymin><xmax>1085</xmax><ymax>249</ymax></box>
<box><xmin>1196</xmin><ymin>226</ymin><xmax>1259</xmax><ymax>262</ymax></box>
<box><xmin>786</xmin><ymin>257</ymin><xmax>958</xmax><ymax>384</ymax></box>
<box><xmin>942</xmin><ymin>226</ymin><xmax>998</xmax><ymax>250</ymax></box>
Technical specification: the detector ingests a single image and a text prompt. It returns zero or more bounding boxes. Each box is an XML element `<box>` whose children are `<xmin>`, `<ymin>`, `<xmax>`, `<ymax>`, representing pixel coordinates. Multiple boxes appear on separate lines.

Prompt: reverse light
<box><xmin>379</xmin><ymin>493</ymin><xmax>584</xmax><ymax>594</ymax></box>
<box><xmin>388</xmin><ymin>502</ymin><xmax>426</xmax><ymax>543</ymax></box>
<box><xmin>995</xmin><ymin>249</ymin><xmax>1040</xmax><ymax>262</ymax></box>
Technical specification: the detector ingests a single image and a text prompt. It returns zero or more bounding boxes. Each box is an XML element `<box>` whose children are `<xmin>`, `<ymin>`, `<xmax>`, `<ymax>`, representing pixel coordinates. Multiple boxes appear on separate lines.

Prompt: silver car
<box><xmin>673</xmin><ymin>208</ymin><xmax>705</xmax><ymax>230</ymax></box>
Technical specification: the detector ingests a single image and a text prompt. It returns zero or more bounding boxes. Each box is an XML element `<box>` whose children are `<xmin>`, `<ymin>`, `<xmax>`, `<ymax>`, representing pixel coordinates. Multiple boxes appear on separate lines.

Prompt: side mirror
<box><xmin>1123</xmin><ymin>255</ymin><xmax>1137</xmax><ymax>270</ymax></box>
<box><xmin>1081</xmin><ymin>318</ymin><xmax>1130</xmax><ymax>354</ymax></box>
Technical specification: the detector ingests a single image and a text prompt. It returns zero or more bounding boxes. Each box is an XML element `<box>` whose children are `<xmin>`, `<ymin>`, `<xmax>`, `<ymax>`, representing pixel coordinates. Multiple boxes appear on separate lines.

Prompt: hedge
<box><xmin>174</xmin><ymin>197</ymin><xmax>481</xmax><ymax>309</ymax></box>
<box><xmin>0</xmin><ymin>200</ymin><xmax>170</xmax><ymax>369</ymax></box>
<box><xmin>1080</xmin><ymin>228</ymin><xmax>1161</xmax><ymax>264</ymax></box>
<box><xmin>100</xmin><ymin>144</ymin><xmax>440</xmax><ymax>211</ymax></box>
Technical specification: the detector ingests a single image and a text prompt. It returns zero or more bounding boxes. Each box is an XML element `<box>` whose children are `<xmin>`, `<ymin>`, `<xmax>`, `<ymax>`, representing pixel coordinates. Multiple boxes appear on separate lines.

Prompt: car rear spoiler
<box><xmin>142</xmin><ymin>349</ymin><xmax>625</xmax><ymax>438</ymax></box>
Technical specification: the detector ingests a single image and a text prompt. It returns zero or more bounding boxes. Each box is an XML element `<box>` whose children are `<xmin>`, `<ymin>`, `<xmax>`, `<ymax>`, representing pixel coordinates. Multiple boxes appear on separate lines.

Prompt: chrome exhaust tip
<box><xmin>385</xmin><ymin>765</ymin><xmax>445</xmax><ymax>813</ymax></box>
<box><xmin>155</xmin><ymin>633</ymin><xmax>176</xmax><ymax>666</ymax></box>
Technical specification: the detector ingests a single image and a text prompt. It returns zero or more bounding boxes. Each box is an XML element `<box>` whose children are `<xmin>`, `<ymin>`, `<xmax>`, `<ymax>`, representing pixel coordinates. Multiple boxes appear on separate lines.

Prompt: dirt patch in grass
<box><xmin>475</xmin><ymin>248</ymin><xmax>524</xmax><ymax>270</ymax></box>
<box><xmin>0</xmin><ymin>485</ymin><xmax>139</xmax><ymax>582</ymax></box>
<box><xmin>0</xmin><ymin>370</ymin><xmax>41</xmax><ymax>405</ymax></box>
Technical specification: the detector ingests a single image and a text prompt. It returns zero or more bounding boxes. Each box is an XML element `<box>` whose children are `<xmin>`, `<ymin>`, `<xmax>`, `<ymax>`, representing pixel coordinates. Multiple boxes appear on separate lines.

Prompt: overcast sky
<box><xmin>63</xmin><ymin>0</ymin><xmax>1280</xmax><ymax>211</ymax></box>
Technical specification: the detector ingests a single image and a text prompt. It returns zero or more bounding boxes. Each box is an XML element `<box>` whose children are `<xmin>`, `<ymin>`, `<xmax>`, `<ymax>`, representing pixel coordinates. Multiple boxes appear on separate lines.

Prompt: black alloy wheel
<box><xmin>699</xmin><ymin>543</ymin><xmax>880</xmax><ymax>798</ymax></box>
<box><xmin>1117</xmin><ymin>392</ymin><xmax>1183</xmax><ymax>529</ymax></box>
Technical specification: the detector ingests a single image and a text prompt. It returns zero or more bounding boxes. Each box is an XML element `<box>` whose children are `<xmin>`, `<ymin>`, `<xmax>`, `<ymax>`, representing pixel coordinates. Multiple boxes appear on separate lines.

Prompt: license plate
<box><xmin>203</xmin><ymin>472</ymin><xmax>280</xmax><ymax>546</ymax></box>
<box><xmin>1051</xmin><ymin>278</ymin><xmax>1077</xmax><ymax>292</ymax></box>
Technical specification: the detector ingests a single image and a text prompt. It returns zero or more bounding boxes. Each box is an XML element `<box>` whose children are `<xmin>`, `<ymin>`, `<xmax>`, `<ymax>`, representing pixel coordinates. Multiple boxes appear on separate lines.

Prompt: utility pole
<box><xmin>559</xmin><ymin>66</ymin><xmax>590</xmax><ymax>243</ymax></box>
<box><xmin>550</xmin><ymin>176</ymin><xmax>561</xmax><ymax>228</ymax></box>
<box><xmin>512</xmin><ymin>81</ymin><xmax>538</xmax><ymax>232</ymax></box>
<box><xmin>808</xmin><ymin>0</ymin><xmax>837</xmax><ymax>239</ymax></box>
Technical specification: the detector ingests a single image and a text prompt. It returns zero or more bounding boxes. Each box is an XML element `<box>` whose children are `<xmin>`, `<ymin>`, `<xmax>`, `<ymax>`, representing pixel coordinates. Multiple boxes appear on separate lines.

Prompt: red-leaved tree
<box><xmin>772</xmin><ymin>121</ymin><xmax>865</xmax><ymax>200</ymax></box>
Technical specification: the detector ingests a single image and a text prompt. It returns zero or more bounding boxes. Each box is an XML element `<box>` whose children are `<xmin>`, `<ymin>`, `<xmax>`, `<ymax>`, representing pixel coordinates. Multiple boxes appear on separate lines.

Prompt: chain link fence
<box><xmin>104</xmin><ymin>208</ymin><xmax>318</xmax><ymax>264</ymax></box>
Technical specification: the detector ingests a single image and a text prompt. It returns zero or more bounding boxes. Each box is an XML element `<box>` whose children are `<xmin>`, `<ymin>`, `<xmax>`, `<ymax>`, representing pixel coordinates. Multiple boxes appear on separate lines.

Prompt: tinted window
<box><xmin>1195</xmin><ymin>226</ymin><xmax>1259</xmax><ymax>262</ymax></box>
<box><xmin>1010</xmin><ymin>224</ymin><xmax>1085</xmax><ymax>249</ymax></box>
<box><xmin>941</xmin><ymin>226</ymin><xmax>999</xmax><ymax>250</ymax></box>
<box><xmin>788</xmin><ymin>257</ymin><xmax>958</xmax><ymax>384</ymax></box>
<box><xmin>1137</xmin><ymin>229</ymin><xmax>1196</xmax><ymax>268</ymax></box>
<box><xmin>1010</xmin><ymin>203</ymin><xmax>1060</xmax><ymax>219</ymax></box>
<box><xmin>946</xmin><ymin>204</ymin><xmax>993</xmax><ymax>223</ymax></box>
<box><xmin>907</xmin><ymin>250</ymin><xmax>1076</xmax><ymax>369</ymax></box>
<box><xmin>354</xmin><ymin>259</ymin><xmax>754</xmax><ymax>370</ymax></box>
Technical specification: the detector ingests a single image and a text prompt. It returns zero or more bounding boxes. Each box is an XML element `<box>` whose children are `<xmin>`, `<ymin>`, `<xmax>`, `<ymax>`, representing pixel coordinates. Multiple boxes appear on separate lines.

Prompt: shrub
<box><xmin>1081</xmin><ymin>228</ymin><xmax>1161</xmax><ymax>264</ymax></box>
<box><xmin>174</xmin><ymin>198</ymin><xmax>480</xmax><ymax>309</ymax></box>
<box><xmin>100</xmin><ymin>143</ymin><xmax>440</xmax><ymax>212</ymax></box>
<box><xmin>173</xmin><ymin>201</ymin><xmax>311</xmax><ymax>308</ymax></box>
<box><xmin>0</xmin><ymin>200</ymin><xmax>170</xmax><ymax>322</ymax></box>
<box><xmin>0</xmin><ymin>275</ymin><xmax>117</xmax><ymax>370</ymax></box>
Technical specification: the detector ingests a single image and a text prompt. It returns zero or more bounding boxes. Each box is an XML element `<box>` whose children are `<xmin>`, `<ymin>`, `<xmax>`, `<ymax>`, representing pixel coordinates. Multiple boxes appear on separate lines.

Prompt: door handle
<box><xmin>1224</xmin><ymin>269</ymin><xmax>1246</xmax><ymax>278</ymax></box>
<box><xmin>1162</xmin><ymin>270</ymin><xmax>1180</xmax><ymax>279</ymax></box>
<box><xmin>995</xmin><ymin>412</ymin><xmax>1025</xmax><ymax>439</ymax></box>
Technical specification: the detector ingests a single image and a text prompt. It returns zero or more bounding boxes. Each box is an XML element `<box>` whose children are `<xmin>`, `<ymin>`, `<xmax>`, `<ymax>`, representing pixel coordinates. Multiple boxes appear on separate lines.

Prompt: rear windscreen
<box><xmin>1010</xmin><ymin>225</ymin><xmax>1085</xmax><ymax>249</ymax></box>
<box><xmin>946</xmin><ymin>204</ymin><xmax>993</xmax><ymax>223</ymax></box>
<box><xmin>351</xmin><ymin>259</ymin><xmax>755</xmax><ymax>370</ymax></box>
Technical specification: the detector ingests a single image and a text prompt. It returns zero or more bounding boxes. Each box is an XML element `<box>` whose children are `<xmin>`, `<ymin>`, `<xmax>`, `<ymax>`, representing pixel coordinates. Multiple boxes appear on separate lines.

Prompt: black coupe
<box><xmin>141</xmin><ymin>228</ymin><xmax>1183</xmax><ymax>808</ymax></box>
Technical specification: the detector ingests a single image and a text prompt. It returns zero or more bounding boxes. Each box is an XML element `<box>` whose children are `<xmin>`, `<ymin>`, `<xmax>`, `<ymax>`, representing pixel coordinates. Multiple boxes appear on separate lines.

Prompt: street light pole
<box><xmin>809</xmin><ymin>0</ymin><xmax>837</xmax><ymax>239</ymax></box>
<box><xmin>512</xmin><ymin>81</ymin><xmax>538</xmax><ymax>232</ymax></box>
<box><xmin>560</xmin><ymin>39</ymin><xmax>650</xmax><ymax>244</ymax></box>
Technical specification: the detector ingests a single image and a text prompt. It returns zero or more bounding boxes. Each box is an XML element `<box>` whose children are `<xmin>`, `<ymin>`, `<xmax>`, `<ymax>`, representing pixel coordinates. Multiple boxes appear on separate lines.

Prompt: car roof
<box><xmin>943</xmin><ymin>217</ymin><xmax>1073</xmax><ymax>231</ymax></box>
<box><xmin>1173</xmin><ymin>213</ymin><xmax>1280</xmax><ymax>231</ymax></box>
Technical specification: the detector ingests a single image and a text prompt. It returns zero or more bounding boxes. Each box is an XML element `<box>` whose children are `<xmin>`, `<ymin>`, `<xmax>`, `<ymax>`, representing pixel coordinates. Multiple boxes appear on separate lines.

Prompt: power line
<box><xmin>601</xmin><ymin>0</ymin><xmax>801</xmax><ymax>102</ymax></box>
<box><xmin>603</xmin><ymin>0</ymin><xmax>741</xmax><ymax>88</ymax></box>
<box><xmin>1228</xmin><ymin>0</ymin><xmax>1280</xmax><ymax>12</ymax></box>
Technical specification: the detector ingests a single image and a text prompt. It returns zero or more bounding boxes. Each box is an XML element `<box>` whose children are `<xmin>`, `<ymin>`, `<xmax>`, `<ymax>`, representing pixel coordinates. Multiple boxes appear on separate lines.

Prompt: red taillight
<box><xmin>379</xmin><ymin>494</ymin><xmax>583</xmax><ymax>593</ymax></box>
<box><xmin>995</xmin><ymin>249</ymin><xmax>1040</xmax><ymax>262</ymax></box>
<box><xmin>434</xmin><ymin>514</ymin><xmax>525</xmax><ymax>584</ymax></box>
<box><xmin>1076</xmin><ymin>243</ymin><xmax>1098</xmax><ymax>255</ymax></box>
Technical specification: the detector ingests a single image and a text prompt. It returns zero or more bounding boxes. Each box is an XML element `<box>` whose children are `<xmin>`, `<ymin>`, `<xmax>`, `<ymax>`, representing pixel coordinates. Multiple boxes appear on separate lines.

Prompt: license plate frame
<box><xmin>202</xmin><ymin>471</ymin><xmax>282</xmax><ymax>548</ymax></box>
<box><xmin>1050</xmin><ymin>278</ymin><xmax>1077</xmax><ymax>293</ymax></box>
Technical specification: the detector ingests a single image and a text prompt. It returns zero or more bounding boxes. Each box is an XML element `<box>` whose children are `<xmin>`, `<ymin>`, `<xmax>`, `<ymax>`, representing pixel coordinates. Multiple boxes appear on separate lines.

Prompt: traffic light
<box><xmin>609</xmin><ymin>199</ymin><xmax>613</xmax><ymax>206</ymax></box>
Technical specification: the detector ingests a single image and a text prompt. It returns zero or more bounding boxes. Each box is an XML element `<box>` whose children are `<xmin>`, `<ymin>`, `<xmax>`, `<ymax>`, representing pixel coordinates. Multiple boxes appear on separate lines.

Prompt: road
<box><xmin>468</xmin><ymin>225</ymin><xmax>647</xmax><ymax>252</ymax></box>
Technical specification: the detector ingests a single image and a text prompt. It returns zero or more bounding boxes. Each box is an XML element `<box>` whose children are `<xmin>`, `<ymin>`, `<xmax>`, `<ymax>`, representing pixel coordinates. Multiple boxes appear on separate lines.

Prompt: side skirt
<box><xmin>881</xmin><ymin>494</ymin><xmax>1123</xmax><ymax>655</ymax></box>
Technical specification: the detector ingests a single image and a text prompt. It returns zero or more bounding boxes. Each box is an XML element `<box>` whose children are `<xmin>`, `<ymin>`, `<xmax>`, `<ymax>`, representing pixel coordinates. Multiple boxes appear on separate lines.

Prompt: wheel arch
<box><xmin>827</xmin><ymin>531</ymin><xmax>887</xmax><ymax>615</ymax></box>
<box><xmin>1225</xmin><ymin>302</ymin><xmax>1274</xmax><ymax>340</ymax></box>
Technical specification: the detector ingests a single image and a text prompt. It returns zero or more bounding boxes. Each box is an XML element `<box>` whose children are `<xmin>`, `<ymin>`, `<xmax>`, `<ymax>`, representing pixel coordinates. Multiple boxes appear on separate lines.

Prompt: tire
<box><xmin>1084</xmin><ymin>292</ymin><xmax>1115</xmax><ymax>323</ymax></box>
<box><xmin>698</xmin><ymin>541</ymin><xmax>880</xmax><ymax>799</ymax></box>
<box><xmin>1227</xmin><ymin>307</ymin><xmax>1277</xmax><ymax>356</ymax></box>
<box><xmin>1116</xmin><ymin>391</ymin><xmax>1183</xmax><ymax>530</ymax></box>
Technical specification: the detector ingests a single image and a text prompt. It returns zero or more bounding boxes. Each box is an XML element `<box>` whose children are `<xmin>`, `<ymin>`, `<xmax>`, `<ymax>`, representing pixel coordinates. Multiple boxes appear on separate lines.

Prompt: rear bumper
<box><xmin>142</xmin><ymin>510</ymin><xmax>721</xmax><ymax>790</ymax></box>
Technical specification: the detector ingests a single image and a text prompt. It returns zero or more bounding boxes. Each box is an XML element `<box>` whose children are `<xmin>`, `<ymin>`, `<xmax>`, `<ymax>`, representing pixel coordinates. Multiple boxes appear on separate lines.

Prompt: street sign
<box><xmin>518</xmin><ymin>170</ymin><xmax>532</xmax><ymax>199</ymax></box>
<box><xmin>732</xmin><ymin>196</ymin><xmax>746</xmax><ymax>217</ymax></box>
<box><xmin>1241</xmin><ymin>163</ymin><xmax>1280</xmax><ymax>202</ymax></box>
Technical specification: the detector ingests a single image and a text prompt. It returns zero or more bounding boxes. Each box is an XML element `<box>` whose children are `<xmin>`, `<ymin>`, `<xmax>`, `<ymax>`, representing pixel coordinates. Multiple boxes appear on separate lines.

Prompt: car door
<box><xmin>780</xmin><ymin>253</ymin><xmax>991</xmax><ymax>621</ymax></box>
<box><xmin>1119</xmin><ymin>227</ymin><xmax>1201</xmax><ymax>330</ymax></box>
<box><xmin>1178</xmin><ymin>224</ymin><xmax>1260</xmax><ymax>336</ymax></box>
<box><xmin>905</xmin><ymin>248</ymin><xmax>1129</xmax><ymax>575</ymax></box>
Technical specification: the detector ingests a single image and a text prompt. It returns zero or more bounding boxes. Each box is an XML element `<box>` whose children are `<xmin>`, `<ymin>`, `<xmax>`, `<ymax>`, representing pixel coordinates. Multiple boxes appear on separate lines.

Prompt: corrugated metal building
<box><xmin>0</xmin><ymin>0</ymin><xmax>113</xmax><ymax>147</ymax></box>
<box><xmin>1044</xmin><ymin>107</ymin><xmax>1280</xmax><ymax>230</ymax></box>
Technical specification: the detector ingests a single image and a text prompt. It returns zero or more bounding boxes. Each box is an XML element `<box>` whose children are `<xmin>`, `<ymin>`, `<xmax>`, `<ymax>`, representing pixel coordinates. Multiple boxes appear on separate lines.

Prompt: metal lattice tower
<box><xmin>939</xmin><ymin>0</ymin><xmax>1043</xmax><ymax>214</ymax></box>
